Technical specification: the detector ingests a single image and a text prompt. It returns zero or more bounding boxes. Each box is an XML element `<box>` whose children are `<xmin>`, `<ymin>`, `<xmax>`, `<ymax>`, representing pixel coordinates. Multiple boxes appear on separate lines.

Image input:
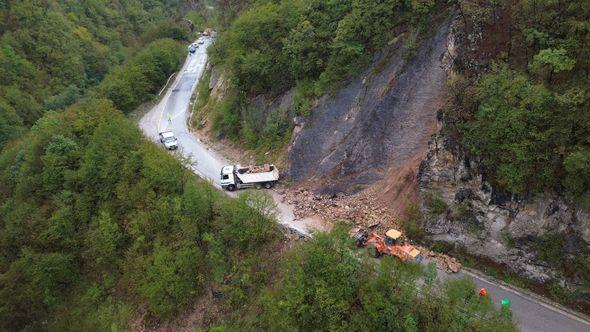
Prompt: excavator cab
<box><xmin>384</xmin><ymin>229</ymin><xmax>402</xmax><ymax>247</ymax></box>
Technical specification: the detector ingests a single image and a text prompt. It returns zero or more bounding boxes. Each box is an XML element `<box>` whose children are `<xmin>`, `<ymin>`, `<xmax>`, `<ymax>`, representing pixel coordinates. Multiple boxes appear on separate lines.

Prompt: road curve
<box><xmin>139</xmin><ymin>37</ymin><xmax>319</xmax><ymax>236</ymax></box>
<box><xmin>139</xmin><ymin>38</ymin><xmax>590</xmax><ymax>332</ymax></box>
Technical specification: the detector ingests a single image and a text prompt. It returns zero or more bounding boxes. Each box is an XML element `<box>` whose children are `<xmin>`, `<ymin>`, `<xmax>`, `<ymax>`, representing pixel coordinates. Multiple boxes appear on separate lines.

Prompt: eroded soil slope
<box><xmin>288</xmin><ymin>18</ymin><xmax>454</xmax><ymax>193</ymax></box>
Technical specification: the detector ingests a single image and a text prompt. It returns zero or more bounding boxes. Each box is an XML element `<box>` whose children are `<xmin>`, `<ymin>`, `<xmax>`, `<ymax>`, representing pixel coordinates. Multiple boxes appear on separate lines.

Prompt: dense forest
<box><xmin>0</xmin><ymin>98</ymin><xmax>281</xmax><ymax>329</ymax></box>
<box><xmin>0</xmin><ymin>0</ymin><xmax>195</xmax><ymax>149</ymax></box>
<box><xmin>446</xmin><ymin>0</ymin><xmax>590</xmax><ymax>208</ymax></box>
<box><xmin>0</xmin><ymin>0</ymin><xmax>538</xmax><ymax>330</ymax></box>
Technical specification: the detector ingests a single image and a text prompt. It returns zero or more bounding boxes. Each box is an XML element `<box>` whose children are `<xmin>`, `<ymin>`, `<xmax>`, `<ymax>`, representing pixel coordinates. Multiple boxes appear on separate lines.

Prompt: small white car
<box><xmin>188</xmin><ymin>44</ymin><xmax>197</xmax><ymax>54</ymax></box>
<box><xmin>198</xmin><ymin>39</ymin><xmax>205</xmax><ymax>45</ymax></box>
<box><xmin>159</xmin><ymin>131</ymin><xmax>178</xmax><ymax>150</ymax></box>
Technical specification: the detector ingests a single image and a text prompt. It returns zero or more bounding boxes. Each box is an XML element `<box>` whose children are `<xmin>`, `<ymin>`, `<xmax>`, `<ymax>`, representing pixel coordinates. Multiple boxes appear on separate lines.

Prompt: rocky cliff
<box><xmin>419</xmin><ymin>130</ymin><xmax>590</xmax><ymax>286</ymax></box>
<box><xmin>287</xmin><ymin>17</ymin><xmax>455</xmax><ymax>194</ymax></box>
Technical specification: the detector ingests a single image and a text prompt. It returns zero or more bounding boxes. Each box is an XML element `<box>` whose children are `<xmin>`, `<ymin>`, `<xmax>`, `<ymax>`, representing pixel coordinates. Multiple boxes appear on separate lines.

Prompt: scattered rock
<box><xmin>421</xmin><ymin>247</ymin><xmax>462</xmax><ymax>273</ymax></box>
<box><xmin>282</xmin><ymin>188</ymin><xmax>397</xmax><ymax>231</ymax></box>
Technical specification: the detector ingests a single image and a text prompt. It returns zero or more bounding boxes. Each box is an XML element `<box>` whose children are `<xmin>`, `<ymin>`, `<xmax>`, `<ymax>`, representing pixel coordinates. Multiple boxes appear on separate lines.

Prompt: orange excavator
<box><xmin>353</xmin><ymin>228</ymin><xmax>423</xmax><ymax>263</ymax></box>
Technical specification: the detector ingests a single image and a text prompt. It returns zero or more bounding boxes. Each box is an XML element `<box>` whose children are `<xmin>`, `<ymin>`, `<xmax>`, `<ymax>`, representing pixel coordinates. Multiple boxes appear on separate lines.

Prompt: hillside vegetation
<box><xmin>0</xmin><ymin>0</ymin><xmax>192</xmax><ymax>148</ymax></box>
<box><xmin>0</xmin><ymin>99</ymin><xmax>281</xmax><ymax>329</ymax></box>
<box><xmin>221</xmin><ymin>227</ymin><xmax>515</xmax><ymax>331</ymax></box>
<box><xmin>445</xmin><ymin>0</ymin><xmax>589</xmax><ymax>208</ymax></box>
<box><xmin>207</xmin><ymin>0</ymin><xmax>444</xmax><ymax>152</ymax></box>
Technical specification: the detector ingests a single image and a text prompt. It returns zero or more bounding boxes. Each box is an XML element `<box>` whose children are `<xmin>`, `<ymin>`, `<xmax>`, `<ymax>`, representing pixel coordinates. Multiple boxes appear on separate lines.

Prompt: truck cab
<box><xmin>220</xmin><ymin>165</ymin><xmax>238</xmax><ymax>191</ymax></box>
<box><xmin>159</xmin><ymin>131</ymin><xmax>178</xmax><ymax>150</ymax></box>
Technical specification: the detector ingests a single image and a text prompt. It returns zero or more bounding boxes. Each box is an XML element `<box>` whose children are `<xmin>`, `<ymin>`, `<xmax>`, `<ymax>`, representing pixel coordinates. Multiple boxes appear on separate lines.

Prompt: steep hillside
<box><xmin>288</xmin><ymin>16</ymin><xmax>454</xmax><ymax>193</ymax></box>
<box><xmin>200</xmin><ymin>0</ymin><xmax>590</xmax><ymax>315</ymax></box>
<box><xmin>418</xmin><ymin>0</ymin><xmax>590</xmax><ymax>311</ymax></box>
<box><xmin>203</xmin><ymin>0</ymin><xmax>449</xmax><ymax>158</ymax></box>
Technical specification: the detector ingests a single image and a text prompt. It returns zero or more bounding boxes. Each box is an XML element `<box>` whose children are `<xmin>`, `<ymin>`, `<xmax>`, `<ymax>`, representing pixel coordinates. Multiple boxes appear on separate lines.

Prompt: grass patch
<box><xmin>533</xmin><ymin>232</ymin><xmax>565</xmax><ymax>266</ymax></box>
<box><xmin>291</xmin><ymin>80</ymin><xmax>320</xmax><ymax>116</ymax></box>
<box><xmin>500</xmin><ymin>229</ymin><xmax>516</xmax><ymax>248</ymax></box>
<box><xmin>400</xmin><ymin>202</ymin><xmax>425</xmax><ymax>241</ymax></box>
<box><xmin>424</xmin><ymin>189</ymin><xmax>448</xmax><ymax>215</ymax></box>
<box><xmin>448</xmin><ymin>201</ymin><xmax>471</xmax><ymax>221</ymax></box>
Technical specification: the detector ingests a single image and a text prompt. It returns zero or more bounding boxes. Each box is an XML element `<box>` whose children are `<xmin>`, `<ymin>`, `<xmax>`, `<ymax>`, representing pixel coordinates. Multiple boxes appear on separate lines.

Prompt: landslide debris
<box><xmin>279</xmin><ymin>187</ymin><xmax>462</xmax><ymax>273</ymax></box>
<box><xmin>279</xmin><ymin>188</ymin><xmax>396</xmax><ymax>230</ymax></box>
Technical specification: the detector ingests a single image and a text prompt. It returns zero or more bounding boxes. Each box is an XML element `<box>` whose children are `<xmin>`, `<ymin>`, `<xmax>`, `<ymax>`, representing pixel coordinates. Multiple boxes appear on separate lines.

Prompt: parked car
<box><xmin>159</xmin><ymin>131</ymin><xmax>178</xmax><ymax>150</ymax></box>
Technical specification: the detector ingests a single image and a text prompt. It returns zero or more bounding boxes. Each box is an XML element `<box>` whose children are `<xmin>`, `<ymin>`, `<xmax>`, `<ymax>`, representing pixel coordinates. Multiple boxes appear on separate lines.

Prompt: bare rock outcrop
<box><xmin>418</xmin><ymin>132</ymin><xmax>590</xmax><ymax>285</ymax></box>
<box><xmin>287</xmin><ymin>17</ymin><xmax>455</xmax><ymax>193</ymax></box>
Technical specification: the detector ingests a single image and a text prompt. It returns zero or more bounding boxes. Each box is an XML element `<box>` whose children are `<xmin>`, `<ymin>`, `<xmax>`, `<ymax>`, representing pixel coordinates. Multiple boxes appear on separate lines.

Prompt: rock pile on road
<box><xmin>279</xmin><ymin>188</ymin><xmax>397</xmax><ymax>230</ymax></box>
<box><xmin>421</xmin><ymin>248</ymin><xmax>462</xmax><ymax>273</ymax></box>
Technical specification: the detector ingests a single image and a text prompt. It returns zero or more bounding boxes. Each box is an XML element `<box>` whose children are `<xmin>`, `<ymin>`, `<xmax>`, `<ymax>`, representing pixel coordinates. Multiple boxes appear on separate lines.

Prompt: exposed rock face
<box><xmin>287</xmin><ymin>17</ymin><xmax>455</xmax><ymax>193</ymax></box>
<box><xmin>418</xmin><ymin>131</ymin><xmax>590</xmax><ymax>284</ymax></box>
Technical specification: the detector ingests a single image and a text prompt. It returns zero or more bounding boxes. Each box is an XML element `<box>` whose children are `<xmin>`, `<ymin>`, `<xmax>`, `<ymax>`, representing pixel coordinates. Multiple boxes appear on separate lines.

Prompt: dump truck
<box><xmin>354</xmin><ymin>228</ymin><xmax>422</xmax><ymax>262</ymax></box>
<box><xmin>220</xmin><ymin>164</ymin><xmax>279</xmax><ymax>191</ymax></box>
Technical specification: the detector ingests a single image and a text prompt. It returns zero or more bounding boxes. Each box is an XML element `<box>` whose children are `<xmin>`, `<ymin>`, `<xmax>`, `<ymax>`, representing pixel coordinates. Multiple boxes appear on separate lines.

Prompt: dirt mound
<box><xmin>288</xmin><ymin>17</ymin><xmax>453</xmax><ymax>194</ymax></box>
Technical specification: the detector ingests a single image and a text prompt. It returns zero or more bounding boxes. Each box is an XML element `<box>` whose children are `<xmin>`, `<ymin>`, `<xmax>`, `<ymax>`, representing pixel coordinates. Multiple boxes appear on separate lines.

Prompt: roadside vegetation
<box><xmin>0</xmin><ymin>100</ymin><xmax>280</xmax><ymax>330</ymax></box>
<box><xmin>95</xmin><ymin>39</ymin><xmax>183</xmax><ymax>114</ymax></box>
<box><xmin>215</xmin><ymin>227</ymin><xmax>516</xmax><ymax>331</ymax></box>
<box><xmin>207</xmin><ymin>0</ymin><xmax>446</xmax><ymax>154</ymax></box>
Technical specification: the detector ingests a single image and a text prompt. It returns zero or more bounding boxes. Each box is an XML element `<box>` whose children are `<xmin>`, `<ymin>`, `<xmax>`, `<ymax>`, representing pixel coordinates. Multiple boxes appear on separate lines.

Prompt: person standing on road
<box><xmin>479</xmin><ymin>288</ymin><xmax>487</xmax><ymax>297</ymax></box>
<box><xmin>167</xmin><ymin>112</ymin><xmax>172</xmax><ymax>123</ymax></box>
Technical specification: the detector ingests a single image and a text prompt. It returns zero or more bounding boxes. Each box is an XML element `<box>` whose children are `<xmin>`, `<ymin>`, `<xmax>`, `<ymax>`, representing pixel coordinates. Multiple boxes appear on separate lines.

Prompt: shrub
<box><xmin>400</xmin><ymin>202</ymin><xmax>425</xmax><ymax>240</ymax></box>
<box><xmin>424</xmin><ymin>189</ymin><xmax>448</xmax><ymax>215</ymax></box>
<box><xmin>534</xmin><ymin>233</ymin><xmax>565</xmax><ymax>266</ymax></box>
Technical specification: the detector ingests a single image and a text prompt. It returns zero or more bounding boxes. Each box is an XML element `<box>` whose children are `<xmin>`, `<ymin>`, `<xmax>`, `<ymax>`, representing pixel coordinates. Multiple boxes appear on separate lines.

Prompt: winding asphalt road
<box><xmin>139</xmin><ymin>36</ymin><xmax>320</xmax><ymax>236</ymax></box>
<box><xmin>139</xmin><ymin>37</ymin><xmax>590</xmax><ymax>332</ymax></box>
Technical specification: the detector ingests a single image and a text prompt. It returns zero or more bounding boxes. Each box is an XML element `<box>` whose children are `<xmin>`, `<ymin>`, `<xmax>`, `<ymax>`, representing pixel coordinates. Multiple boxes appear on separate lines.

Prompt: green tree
<box><xmin>564</xmin><ymin>148</ymin><xmax>590</xmax><ymax>210</ymax></box>
<box><xmin>41</xmin><ymin>135</ymin><xmax>80</xmax><ymax>194</ymax></box>
<box><xmin>464</xmin><ymin>66</ymin><xmax>558</xmax><ymax>193</ymax></box>
<box><xmin>0</xmin><ymin>250</ymin><xmax>77</xmax><ymax>330</ymax></box>
<box><xmin>140</xmin><ymin>244</ymin><xmax>204</xmax><ymax>318</ymax></box>
<box><xmin>529</xmin><ymin>48</ymin><xmax>575</xmax><ymax>83</ymax></box>
<box><xmin>85</xmin><ymin>211</ymin><xmax>122</xmax><ymax>269</ymax></box>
